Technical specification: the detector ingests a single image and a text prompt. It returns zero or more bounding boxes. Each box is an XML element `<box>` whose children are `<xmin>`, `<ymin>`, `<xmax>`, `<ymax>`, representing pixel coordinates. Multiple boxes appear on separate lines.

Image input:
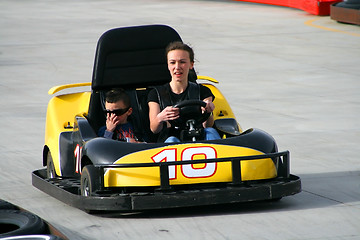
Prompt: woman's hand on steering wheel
<box><xmin>158</xmin><ymin>106</ymin><xmax>180</xmax><ymax>122</ymax></box>
<box><xmin>203</xmin><ymin>99</ymin><xmax>215</xmax><ymax>114</ymax></box>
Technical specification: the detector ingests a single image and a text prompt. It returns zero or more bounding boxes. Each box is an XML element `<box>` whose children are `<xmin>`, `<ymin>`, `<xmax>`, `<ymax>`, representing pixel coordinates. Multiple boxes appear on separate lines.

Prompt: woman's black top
<box><xmin>147</xmin><ymin>82</ymin><xmax>215</xmax><ymax>142</ymax></box>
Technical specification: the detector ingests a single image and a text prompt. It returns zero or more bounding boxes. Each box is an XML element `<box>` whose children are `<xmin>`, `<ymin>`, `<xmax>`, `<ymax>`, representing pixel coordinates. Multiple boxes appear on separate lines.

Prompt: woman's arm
<box><xmin>148</xmin><ymin>101</ymin><xmax>163</xmax><ymax>134</ymax></box>
<box><xmin>202</xmin><ymin>96</ymin><xmax>215</xmax><ymax>128</ymax></box>
<box><xmin>148</xmin><ymin>102</ymin><xmax>180</xmax><ymax>134</ymax></box>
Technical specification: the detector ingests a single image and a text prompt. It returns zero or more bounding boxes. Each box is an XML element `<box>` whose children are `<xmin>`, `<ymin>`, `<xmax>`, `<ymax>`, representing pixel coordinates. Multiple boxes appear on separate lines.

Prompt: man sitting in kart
<box><xmin>147</xmin><ymin>42</ymin><xmax>221</xmax><ymax>143</ymax></box>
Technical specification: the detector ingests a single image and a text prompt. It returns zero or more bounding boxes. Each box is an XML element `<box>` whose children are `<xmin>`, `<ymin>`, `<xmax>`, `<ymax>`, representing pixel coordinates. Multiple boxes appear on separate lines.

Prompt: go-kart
<box><xmin>32</xmin><ymin>25</ymin><xmax>301</xmax><ymax>212</ymax></box>
<box><xmin>330</xmin><ymin>0</ymin><xmax>360</xmax><ymax>25</ymax></box>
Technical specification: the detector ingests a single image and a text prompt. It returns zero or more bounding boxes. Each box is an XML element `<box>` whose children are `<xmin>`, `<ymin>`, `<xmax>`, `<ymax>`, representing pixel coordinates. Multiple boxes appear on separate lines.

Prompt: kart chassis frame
<box><xmin>32</xmin><ymin>151</ymin><xmax>301</xmax><ymax>212</ymax></box>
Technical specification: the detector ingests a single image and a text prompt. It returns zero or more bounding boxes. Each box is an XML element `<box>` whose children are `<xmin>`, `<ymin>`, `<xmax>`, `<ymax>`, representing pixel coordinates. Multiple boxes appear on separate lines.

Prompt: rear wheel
<box><xmin>80</xmin><ymin>165</ymin><xmax>100</xmax><ymax>196</ymax></box>
<box><xmin>46</xmin><ymin>152</ymin><xmax>57</xmax><ymax>179</ymax></box>
<box><xmin>267</xmin><ymin>197</ymin><xmax>282</xmax><ymax>202</ymax></box>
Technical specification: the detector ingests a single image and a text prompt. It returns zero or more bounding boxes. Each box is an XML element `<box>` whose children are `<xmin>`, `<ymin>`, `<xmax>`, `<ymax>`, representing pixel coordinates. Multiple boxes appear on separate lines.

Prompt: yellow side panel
<box><xmin>203</xmin><ymin>83</ymin><xmax>242</xmax><ymax>132</ymax></box>
<box><xmin>204</xmin><ymin>84</ymin><xmax>235</xmax><ymax>119</ymax></box>
<box><xmin>45</xmin><ymin>92</ymin><xmax>91</xmax><ymax>175</ymax></box>
<box><xmin>104</xmin><ymin>143</ymin><xmax>277</xmax><ymax>187</ymax></box>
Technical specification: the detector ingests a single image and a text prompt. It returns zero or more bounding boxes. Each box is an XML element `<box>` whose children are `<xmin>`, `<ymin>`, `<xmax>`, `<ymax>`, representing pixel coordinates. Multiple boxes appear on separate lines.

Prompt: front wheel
<box><xmin>80</xmin><ymin>165</ymin><xmax>100</xmax><ymax>196</ymax></box>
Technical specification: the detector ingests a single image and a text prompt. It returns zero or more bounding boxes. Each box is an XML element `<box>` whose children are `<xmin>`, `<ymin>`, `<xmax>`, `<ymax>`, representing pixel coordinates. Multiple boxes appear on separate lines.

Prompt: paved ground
<box><xmin>0</xmin><ymin>0</ymin><xmax>359</xmax><ymax>239</ymax></box>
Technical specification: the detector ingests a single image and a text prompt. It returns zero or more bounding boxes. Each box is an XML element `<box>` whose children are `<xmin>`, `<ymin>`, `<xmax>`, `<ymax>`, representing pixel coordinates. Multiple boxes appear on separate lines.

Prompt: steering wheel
<box><xmin>171</xmin><ymin>99</ymin><xmax>211</xmax><ymax>128</ymax></box>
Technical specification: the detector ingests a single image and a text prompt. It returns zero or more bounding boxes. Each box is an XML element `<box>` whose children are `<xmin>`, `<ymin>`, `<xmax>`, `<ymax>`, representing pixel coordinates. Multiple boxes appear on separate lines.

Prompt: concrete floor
<box><xmin>0</xmin><ymin>0</ymin><xmax>359</xmax><ymax>239</ymax></box>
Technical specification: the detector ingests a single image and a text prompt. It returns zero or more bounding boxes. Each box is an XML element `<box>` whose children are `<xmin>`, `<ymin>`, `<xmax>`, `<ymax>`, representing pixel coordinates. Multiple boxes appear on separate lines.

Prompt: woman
<box><xmin>147</xmin><ymin>41</ymin><xmax>220</xmax><ymax>142</ymax></box>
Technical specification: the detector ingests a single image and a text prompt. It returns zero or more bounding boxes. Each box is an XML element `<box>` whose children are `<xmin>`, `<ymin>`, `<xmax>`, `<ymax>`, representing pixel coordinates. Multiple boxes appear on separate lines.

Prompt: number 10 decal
<box><xmin>151</xmin><ymin>146</ymin><xmax>217</xmax><ymax>179</ymax></box>
<box><xmin>74</xmin><ymin>144</ymin><xmax>82</xmax><ymax>173</ymax></box>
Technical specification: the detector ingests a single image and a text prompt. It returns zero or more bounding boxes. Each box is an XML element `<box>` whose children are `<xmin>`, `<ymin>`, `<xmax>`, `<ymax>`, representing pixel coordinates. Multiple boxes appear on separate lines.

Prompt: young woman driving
<box><xmin>147</xmin><ymin>41</ymin><xmax>220</xmax><ymax>143</ymax></box>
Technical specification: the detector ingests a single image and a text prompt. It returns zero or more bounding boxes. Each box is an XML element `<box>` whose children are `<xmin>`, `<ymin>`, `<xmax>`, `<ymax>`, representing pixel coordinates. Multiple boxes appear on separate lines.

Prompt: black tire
<box><xmin>344</xmin><ymin>0</ymin><xmax>360</xmax><ymax>4</ymax></box>
<box><xmin>80</xmin><ymin>165</ymin><xmax>100</xmax><ymax>196</ymax></box>
<box><xmin>267</xmin><ymin>197</ymin><xmax>282</xmax><ymax>202</ymax></box>
<box><xmin>336</xmin><ymin>1</ymin><xmax>360</xmax><ymax>9</ymax></box>
<box><xmin>1</xmin><ymin>235</ymin><xmax>63</xmax><ymax>240</ymax></box>
<box><xmin>0</xmin><ymin>210</ymin><xmax>46</xmax><ymax>237</ymax></box>
<box><xmin>0</xmin><ymin>200</ymin><xmax>19</xmax><ymax>210</ymax></box>
<box><xmin>46</xmin><ymin>151</ymin><xmax>57</xmax><ymax>179</ymax></box>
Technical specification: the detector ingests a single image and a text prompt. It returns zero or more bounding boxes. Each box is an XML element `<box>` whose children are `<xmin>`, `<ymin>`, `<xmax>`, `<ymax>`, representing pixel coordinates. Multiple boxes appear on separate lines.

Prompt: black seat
<box><xmin>86</xmin><ymin>25</ymin><xmax>183</xmax><ymax>142</ymax></box>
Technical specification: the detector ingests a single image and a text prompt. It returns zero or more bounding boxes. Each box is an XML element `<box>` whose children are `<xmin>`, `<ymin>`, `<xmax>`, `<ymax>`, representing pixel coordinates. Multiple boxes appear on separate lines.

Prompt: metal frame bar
<box><xmin>97</xmin><ymin>151</ymin><xmax>290</xmax><ymax>191</ymax></box>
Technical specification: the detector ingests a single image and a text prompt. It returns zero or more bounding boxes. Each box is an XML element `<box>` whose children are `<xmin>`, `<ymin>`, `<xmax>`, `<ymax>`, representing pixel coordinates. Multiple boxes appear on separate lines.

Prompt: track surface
<box><xmin>1</xmin><ymin>0</ymin><xmax>359</xmax><ymax>239</ymax></box>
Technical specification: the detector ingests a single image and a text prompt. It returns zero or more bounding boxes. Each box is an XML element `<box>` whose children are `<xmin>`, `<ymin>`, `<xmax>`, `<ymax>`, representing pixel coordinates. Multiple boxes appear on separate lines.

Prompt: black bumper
<box><xmin>32</xmin><ymin>169</ymin><xmax>301</xmax><ymax>212</ymax></box>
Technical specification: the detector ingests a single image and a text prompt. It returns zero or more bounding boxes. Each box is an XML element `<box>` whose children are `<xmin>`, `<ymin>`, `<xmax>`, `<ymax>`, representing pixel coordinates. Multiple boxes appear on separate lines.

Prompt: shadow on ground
<box><xmin>94</xmin><ymin>170</ymin><xmax>360</xmax><ymax>218</ymax></box>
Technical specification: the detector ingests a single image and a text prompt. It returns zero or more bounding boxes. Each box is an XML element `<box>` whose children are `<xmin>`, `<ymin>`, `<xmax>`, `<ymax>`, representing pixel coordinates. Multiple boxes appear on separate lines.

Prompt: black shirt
<box><xmin>147</xmin><ymin>83</ymin><xmax>214</xmax><ymax>107</ymax></box>
<box><xmin>147</xmin><ymin>83</ymin><xmax>215</xmax><ymax>142</ymax></box>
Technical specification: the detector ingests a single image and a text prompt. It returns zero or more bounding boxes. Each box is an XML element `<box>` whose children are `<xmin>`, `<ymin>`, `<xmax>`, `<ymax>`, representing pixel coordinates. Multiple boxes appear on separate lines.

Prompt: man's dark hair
<box><xmin>105</xmin><ymin>88</ymin><xmax>131</xmax><ymax>107</ymax></box>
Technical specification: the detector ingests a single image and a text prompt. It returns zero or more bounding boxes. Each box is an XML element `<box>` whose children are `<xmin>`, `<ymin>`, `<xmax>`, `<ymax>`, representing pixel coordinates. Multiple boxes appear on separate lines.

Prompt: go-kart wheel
<box><xmin>46</xmin><ymin>152</ymin><xmax>57</xmax><ymax>179</ymax></box>
<box><xmin>172</xmin><ymin>99</ymin><xmax>211</xmax><ymax>127</ymax></box>
<box><xmin>81</xmin><ymin>165</ymin><xmax>100</xmax><ymax>197</ymax></box>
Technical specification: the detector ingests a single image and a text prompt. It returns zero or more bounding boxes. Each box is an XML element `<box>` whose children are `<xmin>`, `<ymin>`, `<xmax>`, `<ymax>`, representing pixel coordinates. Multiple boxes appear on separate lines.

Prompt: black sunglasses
<box><xmin>104</xmin><ymin>107</ymin><xmax>130</xmax><ymax>116</ymax></box>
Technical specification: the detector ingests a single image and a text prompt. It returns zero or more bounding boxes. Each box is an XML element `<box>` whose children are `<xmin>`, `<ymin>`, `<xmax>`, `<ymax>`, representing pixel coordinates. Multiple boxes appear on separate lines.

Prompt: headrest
<box><xmin>92</xmin><ymin>25</ymin><xmax>182</xmax><ymax>91</ymax></box>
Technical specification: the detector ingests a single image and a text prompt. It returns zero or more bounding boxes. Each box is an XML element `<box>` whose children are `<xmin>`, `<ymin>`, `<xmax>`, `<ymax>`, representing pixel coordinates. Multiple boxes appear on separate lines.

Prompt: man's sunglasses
<box><xmin>104</xmin><ymin>107</ymin><xmax>130</xmax><ymax>116</ymax></box>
